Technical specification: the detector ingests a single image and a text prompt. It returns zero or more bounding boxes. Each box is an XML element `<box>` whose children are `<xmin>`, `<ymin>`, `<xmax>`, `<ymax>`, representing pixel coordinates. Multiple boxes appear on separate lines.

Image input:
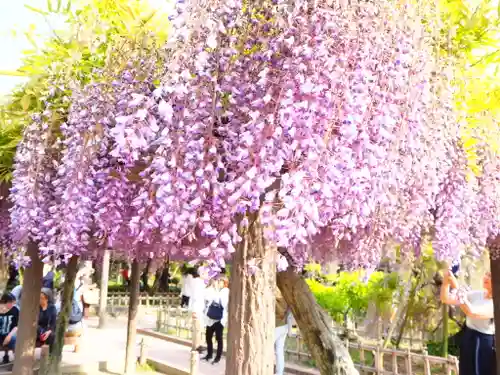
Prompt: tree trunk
<box><xmin>225</xmin><ymin>212</ymin><xmax>276</xmax><ymax>375</ymax></box>
<box><xmin>98</xmin><ymin>250</ymin><xmax>110</xmax><ymax>329</ymax></box>
<box><xmin>158</xmin><ymin>264</ymin><xmax>170</xmax><ymax>293</ymax></box>
<box><xmin>44</xmin><ymin>255</ymin><xmax>79</xmax><ymax>375</ymax></box>
<box><xmin>277</xmin><ymin>268</ymin><xmax>359</xmax><ymax>375</ymax></box>
<box><xmin>489</xmin><ymin>246</ymin><xmax>500</xmax><ymax>375</ymax></box>
<box><xmin>141</xmin><ymin>259</ymin><xmax>152</xmax><ymax>294</ymax></box>
<box><xmin>12</xmin><ymin>242</ymin><xmax>44</xmax><ymax>375</ymax></box>
<box><xmin>124</xmin><ymin>259</ymin><xmax>140</xmax><ymax>375</ymax></box>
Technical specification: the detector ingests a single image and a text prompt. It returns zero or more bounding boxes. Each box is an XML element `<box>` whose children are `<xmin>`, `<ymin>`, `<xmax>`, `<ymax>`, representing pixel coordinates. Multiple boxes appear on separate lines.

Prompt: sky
<box><xmin>0</xmin><ymin>0</ymin><xmax>173</xmax><ymax>97</ymax></box>
<box><xmin>0</xmin><ymin>0</ymin><xmax>50</xmax><ymax>95</ymax></box>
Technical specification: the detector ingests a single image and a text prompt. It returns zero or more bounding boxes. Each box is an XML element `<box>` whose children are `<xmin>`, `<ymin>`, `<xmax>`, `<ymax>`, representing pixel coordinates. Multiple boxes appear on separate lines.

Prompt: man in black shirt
<box><xmin>0</xmin><ymin>293</ymin><xmax>19</xmax><ymax>363</ymax></box>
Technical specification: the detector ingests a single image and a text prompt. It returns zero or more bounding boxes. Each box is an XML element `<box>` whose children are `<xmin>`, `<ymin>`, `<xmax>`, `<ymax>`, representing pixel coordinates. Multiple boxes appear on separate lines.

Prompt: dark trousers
<box><xmin>206</xmin><ymin>322</ymin><xmax>223</xmax><ymax>360</ymax></box>
<box><xmin>460</xmin><ymin>326</ymin><xmax>495</xmax><ymax>375</ymax></box>
<box><xmin>181</xmin><ymin>295</ymin><xmax>190</xmax><ymax>308</ymax></box>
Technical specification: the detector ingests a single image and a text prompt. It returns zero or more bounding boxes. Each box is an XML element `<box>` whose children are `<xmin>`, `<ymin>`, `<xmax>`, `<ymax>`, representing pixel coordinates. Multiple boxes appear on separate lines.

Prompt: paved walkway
<box><xmin>56</xmin><ymin>315</ymin><xmax>238</xmax><ymax>374</ymax></box>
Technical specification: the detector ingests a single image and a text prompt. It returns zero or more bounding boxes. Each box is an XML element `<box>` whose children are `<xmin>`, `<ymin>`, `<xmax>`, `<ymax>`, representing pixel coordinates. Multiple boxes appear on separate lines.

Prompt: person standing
<box><xmin>203</xmin><ymin>277</ymin><xmax>229</xmax><ymax>365</ymax></box>
<box><xmin>441</xmin><ymin>268</ymin><xmax>495</xmax><ymax>375</ymax></box>
<box><xmin>180</xmin><ymin>267</ymin><xmax>193</xmax><ymax>308</ymax></box>
<box><xmin>5</xmin><ymin>265</ymin><xmax>19</xmax><ymax>292</ymax></box>
<box><xmin>187</xmin><ymin>268</ymin><xmax>206</xmax><ymax>353</ymax></box>
<box><xmin>275</xmin><ymin>293</ymin><xmax>293</xmax><ymax>375</ymax></box>
<box><xmin>76</xmin><ymin>261</ymin><xmax>98</xmax><ymax>319</ymax></box>
<box><xmin>42</xmin><ymin>264</ymin><xmax>55</xmax><ymax>290</ymax></box>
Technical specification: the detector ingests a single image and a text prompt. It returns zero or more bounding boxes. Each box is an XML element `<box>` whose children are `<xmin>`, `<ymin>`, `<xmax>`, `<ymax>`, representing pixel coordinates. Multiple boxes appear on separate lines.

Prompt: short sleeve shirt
<box><xmin>466</xmin><ymin>291</ymin><xmax>494</xmax><ymax>335</ymax></box>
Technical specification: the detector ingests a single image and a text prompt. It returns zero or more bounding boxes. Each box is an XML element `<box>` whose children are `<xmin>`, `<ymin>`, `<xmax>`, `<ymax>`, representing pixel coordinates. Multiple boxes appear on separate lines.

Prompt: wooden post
<box><xmin>405</xmin><ymin>348</ymin><xmax>412</xmax><ymax>375</ymax></box>
<box><xmin>156</xmin><ymin>308</ymin><xmax>162</xmax><ymax>332</ymax></box>
<box><xmin>124</xmin><ymin>260</ymin><xmax>140</xmax><ymax>375</ymax></box>
<box><xmin>422</xmin><ymin>349</ymin><xmax>431</xmax><ymax>375</ymax></box>
<box><xmin>358</xmin><ymin>343</ymin><xmax>365</xmax><ymax>375</ymax></box>
<box><xmin>98</xmin><ymin>249</ymin><xmax>110</xmax><ymax>329</ymax></box>
<box><xmin>190</xmin><ymin>314</ymin><xmax>199</xmax><ymax>375</ymax></box>
<box><xmin>176</xmin><ymin>306</ymin><xmax>181</xmax><ymax>337</ymax></box>
<box><xmin>374</xmin><ymin>346</ymin><xmax>382</xmax><ymax>374</ymax></box>
<box><xmin>139</xmin><ymin>339</ymin><xmax>147</xmax><ymax>366</ymax></box>
<box><xmin>391</xmin><ymin>351</ymin><xmax>398</xmax><ymax>374</ymax></box>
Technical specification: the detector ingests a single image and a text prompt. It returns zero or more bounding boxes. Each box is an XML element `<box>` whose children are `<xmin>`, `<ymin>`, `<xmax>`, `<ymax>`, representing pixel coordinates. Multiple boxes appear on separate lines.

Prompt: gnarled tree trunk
<box><xmin>226</xmin><ymin>212</ymin><xmax>276</xmax><ymax>375</ymax></box>
<box><xmin>125</xmin><ymin>259</ymin><xmax>140</xmax><ymax>374</ymax></box>
<box><xmin>44</xmin><ymin>255</ymin><xmax>79</xmax><ymax>375</ymax></box>
<box><xmin>12</xmin><ymin>242</ymin><xmax>44</xmax><ymax>375</ymax></box>
<box><xmin>277</xmin><ymin>267</ymin><xmax>359</xmax><ymax>375</ymax></box>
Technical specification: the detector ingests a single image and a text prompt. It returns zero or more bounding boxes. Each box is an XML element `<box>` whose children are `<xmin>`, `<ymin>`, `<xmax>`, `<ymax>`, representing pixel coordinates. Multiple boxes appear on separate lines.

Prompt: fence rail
<box><xmin>107</xmin><ymin>293</ymin><xmax>431</xmax><ymax>349</ymax></box>
<box><xmin>155</xmin><ymin>307</ymin><xmax>459</xmax><ymax>375</ymax></box>
<box><xmin>106</xmin><ymin>292</ymin><xmax>180</xmax><ymax>314</ymax></box>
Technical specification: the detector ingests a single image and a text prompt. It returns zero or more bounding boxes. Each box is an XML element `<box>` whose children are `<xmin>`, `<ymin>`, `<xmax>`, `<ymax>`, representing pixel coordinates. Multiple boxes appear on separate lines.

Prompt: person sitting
<box><xmin>10</xmin><ymin>285</ymin><xmax>22</xmax><ymax>310</ymax></box>
<box><xmin>0</xmin><ymin>293</ymin><xmax>19</xmax><ymax>363</ymax></box>
<box><xmin>55</xmin><ymin>287</ymin><xmax>84</xmax><ymax>332</ymax></box>
<box><xmin>37</xmin><ymin>288</ymin><xmax>57</xmax><ymax>347</ymax></box>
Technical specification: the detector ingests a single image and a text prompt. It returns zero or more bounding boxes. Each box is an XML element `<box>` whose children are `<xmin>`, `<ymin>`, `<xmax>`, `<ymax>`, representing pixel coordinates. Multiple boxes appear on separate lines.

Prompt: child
<box><xmin>0</xmin><ymin>293</ymin><xmax>19</xmax><ymax>363</ymax></box>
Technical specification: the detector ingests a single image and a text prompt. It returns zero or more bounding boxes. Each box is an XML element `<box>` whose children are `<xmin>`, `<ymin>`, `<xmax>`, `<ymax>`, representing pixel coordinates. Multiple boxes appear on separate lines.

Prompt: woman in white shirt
<box><xmin>180</xmin><ymin>267</ymin><xmax>193</xmax><ymax>308</ymax></box>
<box><xmin>187</xmin><ymin>268</ymin><xmax>206</xmax><ymax>352</ymax></box>
<box><xmin>203</xmin><ymin>277</ymin><xmax>229</xmax><ymax>365</ymax></box>
<box><xmin>441</xmin><ymin>268</ymin><xmax>494</xmax><ymax>375</ymax></box>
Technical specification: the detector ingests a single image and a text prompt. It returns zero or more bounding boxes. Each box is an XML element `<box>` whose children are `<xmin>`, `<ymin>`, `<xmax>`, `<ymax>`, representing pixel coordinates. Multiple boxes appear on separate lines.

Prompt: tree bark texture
<box><xmin>225</xmin><ymin>212</ymin><xmax>276</xmax><ymax>375</ymax></box>
<box><xmin>277</xmin><ymin>268</ymin><xmax>359</xmax><ymax>375</ymax></box>
<box><xmin>124</xmin><ymin>259</ymin><xmax>140</xmax><ymax>375</ymax></box>
<box><xmin>98</xmin><ymin>250</ymin><xmax>110</xmax><ymax>329</ymax></box>
<box><xmin>489</xmin><ymin>244</ymin><xmax>500</xmax><ymax>375</ymax></box>
<box><xmin>12</xmin><ymin>242</ymin><xmax>44</xmax><ymax>375</ymax></box>
<box><xmin>44</xmin><ymin>255</ymin><xmax>79</xmax><ymax>375</ymax></box>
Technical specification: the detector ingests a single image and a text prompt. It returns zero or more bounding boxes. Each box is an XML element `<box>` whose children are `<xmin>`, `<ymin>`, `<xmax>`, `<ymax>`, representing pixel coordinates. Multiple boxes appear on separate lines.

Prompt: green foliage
<box><xmin>437</xmin><ymin>0</ymin><xmax>500</xmax><ymax>171</ymax></box>
<box><xmin>307</xmin><ymin>271</ymin><xmax>400</xmax><ymax>324</ymax></box>
<box><xmin>0</xmin><ymin>0</ymin><xmax>169</xmax><ymax>182</ymax></box>
<box><xmin>427</xmin><ymin>339</ymin><xmax>460</xmax><ymax>357</ymax></box>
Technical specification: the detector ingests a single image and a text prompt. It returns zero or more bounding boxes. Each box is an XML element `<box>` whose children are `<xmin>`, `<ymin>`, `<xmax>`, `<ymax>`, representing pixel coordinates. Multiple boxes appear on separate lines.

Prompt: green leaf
<box><xmin>0</xmin><ymin>70</ymin><xmax>28</xmax><ymax>77</ymax></box>
<box><xmin>47</xmin><ymin>0</ymin><xmax>53</xmax><ymax>12</ymax></box>
<box><xmin>20</xmin><ymin>95</ymin><xmax>31</xmax><ymax>111</ymax></box>
<box><xmin>24</xmin><ymin>5</ymin><xmax>49</xmax><ymax>16</ymax></box>
<box><xmin>65</xmin><ymin>0</ymin><xmax>72</xmax><ymax>13</ymax></box>
<box><xmin>57</xmin><ymin>0</ymin><xmax>62</xmax><ymax>12</ymax></box>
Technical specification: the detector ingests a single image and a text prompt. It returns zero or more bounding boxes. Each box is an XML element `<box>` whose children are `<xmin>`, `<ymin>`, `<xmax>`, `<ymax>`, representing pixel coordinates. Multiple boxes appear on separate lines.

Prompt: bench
<box><xmin>0</xmin><ymin>329</ymin><xmax>82</xmax><ymax>364</ymax></box>
<box><xmin>1</xmin><ymin>342</ymin><xmax>49</xmax><ymax>364</ymax></box>
<box><xmin>63</xmin><ymin>330</ymin><xmax>82</xmax><ymax>353</ymax></box>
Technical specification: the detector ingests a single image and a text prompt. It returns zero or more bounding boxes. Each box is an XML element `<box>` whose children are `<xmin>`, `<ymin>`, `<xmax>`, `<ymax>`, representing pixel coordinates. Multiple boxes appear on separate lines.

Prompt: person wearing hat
<box><xmin>37</xmin><ymin>288</ymin><xmax>57</xmax><ymax>346</ymax></box>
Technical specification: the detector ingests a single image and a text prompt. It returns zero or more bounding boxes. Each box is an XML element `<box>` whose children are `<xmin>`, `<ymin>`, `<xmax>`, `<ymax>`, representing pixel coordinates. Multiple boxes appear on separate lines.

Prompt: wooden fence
<box><xmin>106</xmin><ymin>292</ymin><xmax>180</xmax><ymax>314</ymax></box>
<box><xmin>108</xmin><ymin>293</ymin><xmax>434</xmax><ymax>350</ymax></box>
<box><xmin>155</xmin><ymin>307</ymin><xmax>459</xmax><ymax>375</ymax></box>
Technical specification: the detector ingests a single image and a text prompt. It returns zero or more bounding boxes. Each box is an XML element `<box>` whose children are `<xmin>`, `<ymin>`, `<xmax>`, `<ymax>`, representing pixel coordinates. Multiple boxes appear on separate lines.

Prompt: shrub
<box><xmin>307</xmin><ymin>271</ymin><xmax>399</xmax><ymax>324</ymax></box>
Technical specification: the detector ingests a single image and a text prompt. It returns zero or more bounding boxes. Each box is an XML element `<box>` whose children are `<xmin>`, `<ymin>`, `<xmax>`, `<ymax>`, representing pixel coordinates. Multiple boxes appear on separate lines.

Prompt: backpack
<box><xmin>207</xmin><ymin>298</ymin><xmax>224</xmax><ymax>321</ymax></box>
<box><xmin>69</xmin><ymin>299</ymin><xmax>83</xmax><ymax>325</ymax></box>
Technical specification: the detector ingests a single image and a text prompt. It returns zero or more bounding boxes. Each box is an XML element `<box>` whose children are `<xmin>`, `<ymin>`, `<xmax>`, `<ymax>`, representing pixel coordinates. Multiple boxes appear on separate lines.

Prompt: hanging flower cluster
<box><xmin>9</xmin><ymin>0</ymin><xmax>498</xmax><ymax>269</ymax></box>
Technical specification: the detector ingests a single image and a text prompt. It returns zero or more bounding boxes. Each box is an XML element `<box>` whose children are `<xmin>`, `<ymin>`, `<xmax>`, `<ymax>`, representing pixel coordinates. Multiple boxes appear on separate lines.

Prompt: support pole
<box><xmin>98</xmin><ymin>249</ymin><xmax>111</xmax><ymax>329</ymax></box>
